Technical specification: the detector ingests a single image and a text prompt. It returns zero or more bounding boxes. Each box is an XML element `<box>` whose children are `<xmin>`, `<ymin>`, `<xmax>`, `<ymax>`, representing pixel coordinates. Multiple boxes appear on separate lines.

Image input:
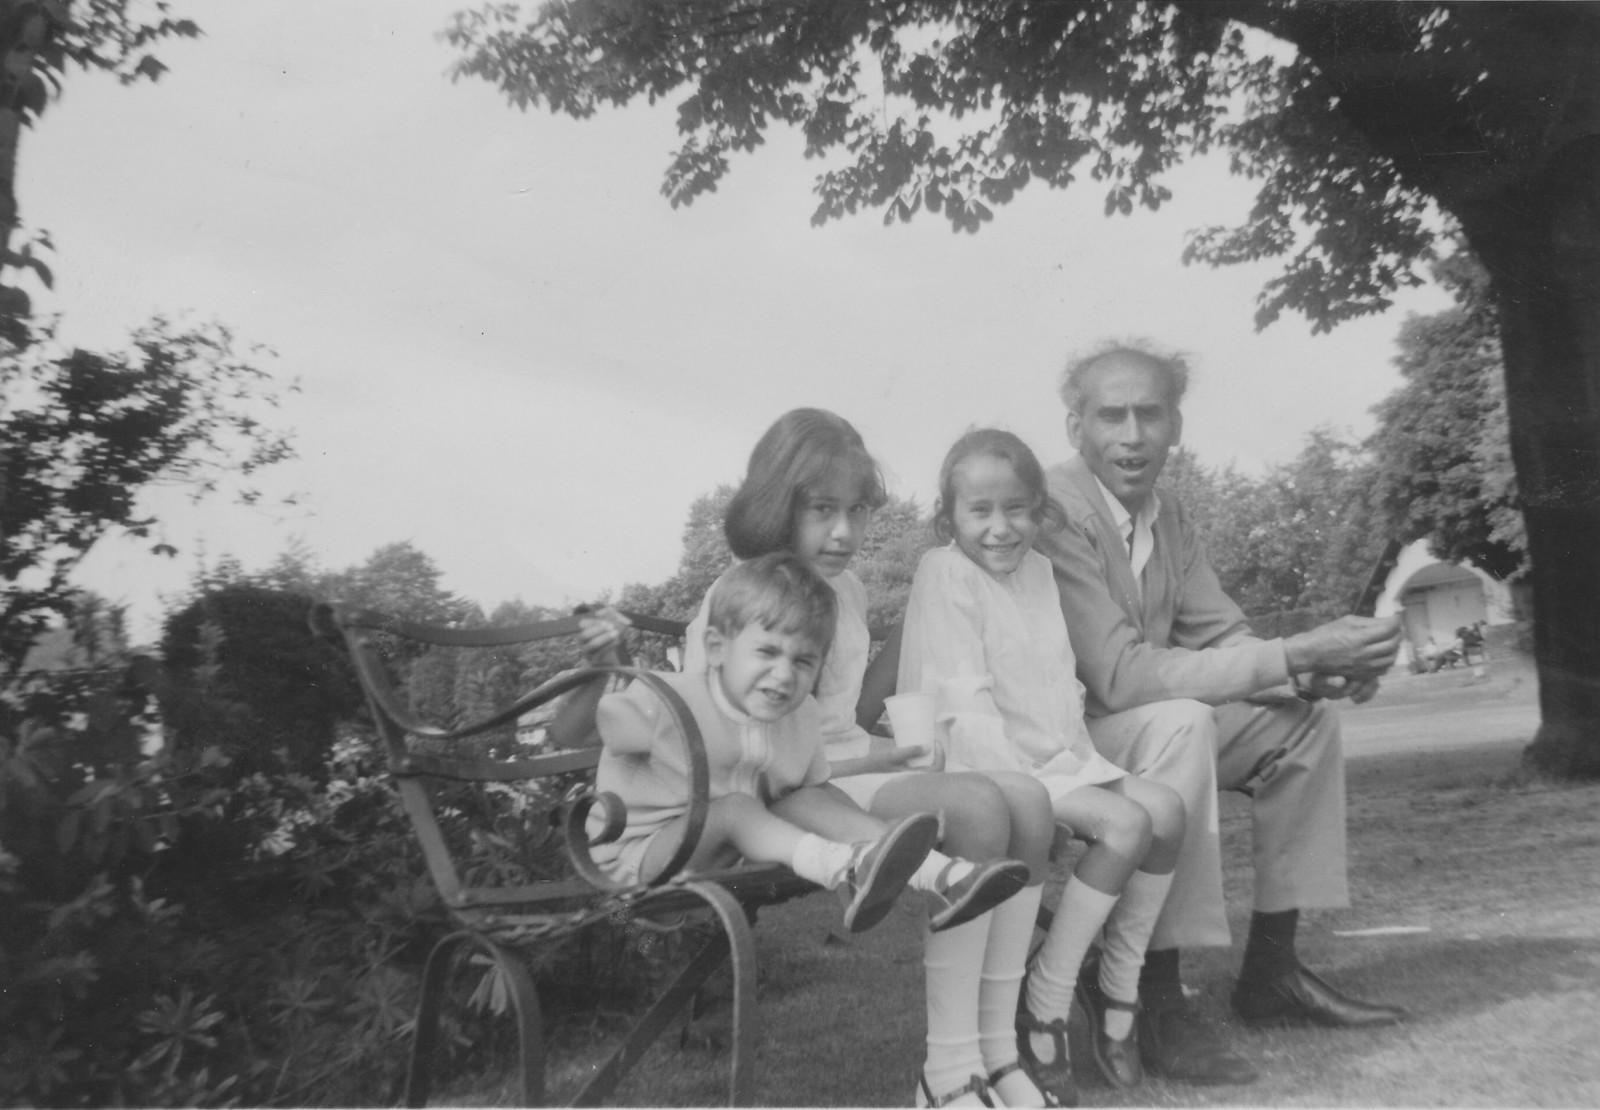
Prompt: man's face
<box><xmin>1065</xmin><ymin>354</ymin><xmax>1182</xmax><ymax>515</ymax></box>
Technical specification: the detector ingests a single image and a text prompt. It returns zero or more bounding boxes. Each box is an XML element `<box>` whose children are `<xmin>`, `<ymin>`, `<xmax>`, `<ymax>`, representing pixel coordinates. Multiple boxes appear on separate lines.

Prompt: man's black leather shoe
<box><xmin>1137</xmin><ymin>998</ymin><xmax>1258</xmax><ymax>1086</ymax></box>
<box><xmin>1232</xmin><ymin>964</ymin><xmax>1406</xmax><ymax>1028</ymax></box>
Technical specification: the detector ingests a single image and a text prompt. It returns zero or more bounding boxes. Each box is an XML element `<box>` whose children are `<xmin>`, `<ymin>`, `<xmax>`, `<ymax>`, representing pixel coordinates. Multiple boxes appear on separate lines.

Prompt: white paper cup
<box><xmin>884</xmin><ymin>692</ymin><xmax>938</xmax><ymax>769</ymax></box>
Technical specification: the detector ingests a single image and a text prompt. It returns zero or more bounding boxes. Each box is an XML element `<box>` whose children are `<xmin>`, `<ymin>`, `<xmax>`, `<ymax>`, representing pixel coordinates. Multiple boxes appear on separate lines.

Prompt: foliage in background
<box><xmin>617</xmin><ymin>485</ymin><xmax>934</xmax><ymax>642</ymax></box>
<box><xmin>0</xmin><ymin>569</ymin><xmax>636</xmax><ymax>1106</ymax></box>
<box><xmin>158</xmin><ymin>583</ymin><xmax>362</xmax><ymax>782</ymax></box>
<box><xmin>624</xmin><ymin>447</ymin><xmax>1380</xmax><ymax>646</ymax></box>
<box><xmin>0</xmin><ymin>0</ymin><xmax>203</xmax><ymax>321</ymax></box>
<box><xmin>0</xmin><ymin>314</ymin><xmax>296</xmax><ymax>676</ymax></box>
<box><xmin>616</xmin><ymin>485</ymin><xmax>735</xmax><ymax>635</ymax></box>
<box><xmin>1368</xmin><ymin>250</ymin><xmax>1526</xmax><ymax>580</ymax></box>
<box><xmin>1165</xmin><ymin>433</ymin><xmax>1389</xmax><ymax>629</ymax></box>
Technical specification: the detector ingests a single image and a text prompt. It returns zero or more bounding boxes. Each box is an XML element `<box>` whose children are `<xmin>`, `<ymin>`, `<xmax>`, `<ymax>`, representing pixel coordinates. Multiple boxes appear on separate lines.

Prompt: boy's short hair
<box><xmin>707</xmin><ymin>552</ymin><xmax>837</xmax><ymax>655</ymax></box>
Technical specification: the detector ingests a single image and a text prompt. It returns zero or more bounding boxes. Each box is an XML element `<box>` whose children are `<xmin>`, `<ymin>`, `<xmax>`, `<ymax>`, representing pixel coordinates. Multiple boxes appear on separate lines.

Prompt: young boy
<box><xmin>586</xmin><ymin>552</ymin><xmax>1025</xmax><ymax>932</ymax></box>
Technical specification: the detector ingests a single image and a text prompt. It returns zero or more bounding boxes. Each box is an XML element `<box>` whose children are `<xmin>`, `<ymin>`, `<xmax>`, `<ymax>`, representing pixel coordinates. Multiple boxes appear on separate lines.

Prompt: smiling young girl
<box><xmin>898</xmin><ymin>428</ymin><xmax>1187</xmax><ymax>1100</ymax></box>
<box><xmin>683</xmin><ymin>410</ymin><xmax>1056</xmax><ymax>1108</ymax></box>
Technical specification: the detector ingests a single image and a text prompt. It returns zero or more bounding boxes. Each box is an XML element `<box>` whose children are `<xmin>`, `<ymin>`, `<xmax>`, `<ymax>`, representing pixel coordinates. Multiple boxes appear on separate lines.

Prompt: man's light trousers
<box><xmin>1087</xmin><ymin>697</ymin><xmax>1348</xmax><ymax>950</ymax></box>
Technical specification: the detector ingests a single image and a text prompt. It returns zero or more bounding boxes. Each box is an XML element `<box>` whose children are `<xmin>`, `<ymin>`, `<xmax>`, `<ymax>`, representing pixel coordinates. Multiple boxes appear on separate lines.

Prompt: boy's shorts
<box><xmin>593</xmin><ymin>827</ymin><xmax>661</xmax><ymax>886</ymax></box>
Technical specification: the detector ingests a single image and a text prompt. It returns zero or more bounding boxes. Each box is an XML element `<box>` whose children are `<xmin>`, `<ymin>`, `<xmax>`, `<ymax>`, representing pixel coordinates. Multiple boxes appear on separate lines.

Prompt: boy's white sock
<box><xmin>921</xmin><ymin>912</ymin><xmax>988</xmax><ymax>1101</ymax></box>
<box><xmin>1025</xmin><ymin>875</ymin><xmax>1117</xmax><ymax>1063</ymax></box>
<box><xmin>788</xmin><ymin>833</ymin><xmax>856</xmax><ymax>890</ymax></box>
<box><xmin>910</xmin><ymin>849</ymin><xmax>973</xmax><ymax>892</ymax></box>
<box><xmin>980</xmin><ymin>884</ymin><xmax>1046</xmax><ymax>1107</ymax></box>
<box><xmin>1099</xmin><ymin>869</ymin><xmax>1174</xmax><ymax>1039</ymax></box>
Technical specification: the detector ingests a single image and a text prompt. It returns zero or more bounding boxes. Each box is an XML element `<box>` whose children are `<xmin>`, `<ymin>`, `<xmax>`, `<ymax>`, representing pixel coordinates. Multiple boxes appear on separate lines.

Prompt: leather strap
<box><xmin>919</xmin><ymin>1072</ymin><xmax>992</xmax><ymax>1108</ymax></box>
<box><xmin>987</xmin><ymin>1062</ymin><xmax>1061</xmax><ymax>1108</ymax></box>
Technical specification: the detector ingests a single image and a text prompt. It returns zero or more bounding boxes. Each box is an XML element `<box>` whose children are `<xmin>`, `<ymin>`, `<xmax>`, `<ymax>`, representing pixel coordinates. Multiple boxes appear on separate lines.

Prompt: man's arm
<box><xmin>1283</xmin><ymin>616</ymin><xmax>1403</xmax><ymax>678</ymax></box>
<box><xmin>1040</xmin><ymin>511</ymin><xmax>1289</xmax><ymax>713</ymax></box>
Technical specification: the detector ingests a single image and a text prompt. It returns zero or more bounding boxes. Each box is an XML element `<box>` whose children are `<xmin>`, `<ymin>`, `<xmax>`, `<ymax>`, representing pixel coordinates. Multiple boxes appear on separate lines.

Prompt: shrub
<box><xmin>1</xmin><ymin>595</ymin><xmax>699</xmax><ymax>1105</ymax></box>
<box><xmin>159</xmin><ymin>585</ymin><xmax>361</xmax><ymax>782</ymax></box>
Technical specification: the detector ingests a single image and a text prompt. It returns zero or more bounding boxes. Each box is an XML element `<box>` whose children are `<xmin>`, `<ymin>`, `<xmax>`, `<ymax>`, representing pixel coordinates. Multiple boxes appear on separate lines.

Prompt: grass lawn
<box><xmin>454</xmin><ymin>657</ymin><xmax>1600</xmax><ymax>1107</ymax></box>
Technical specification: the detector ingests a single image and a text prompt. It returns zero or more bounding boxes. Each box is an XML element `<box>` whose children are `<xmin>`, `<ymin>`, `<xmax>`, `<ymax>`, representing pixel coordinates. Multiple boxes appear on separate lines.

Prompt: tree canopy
<box><xmin>444</xmin><ymin>1</ymin><xmax>1494</xmax><ymax>331</ymax></box>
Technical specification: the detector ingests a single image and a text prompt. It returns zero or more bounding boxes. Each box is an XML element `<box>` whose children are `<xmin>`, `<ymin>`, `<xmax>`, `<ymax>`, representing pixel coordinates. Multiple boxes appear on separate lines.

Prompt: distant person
<box><xmin>1034</xmin><ymin>344</ymin><xmax>1407</xmax><ymax>1086</ymax></box>
<box><xmin>1420</xmin><ymin>636</ymin><xmax>1442</xmax><ymax>673</ymax></box>
<box><xmin>898</xmin><ymin>428</ymin><xmax>1186</xmax><ymax>1102</ymax></box>
<box><xmin>681</xmin><ymin>409</ymin><xmax>1050</xmax><ymax>1108</ymax></box>
<box><xmin>580</xmin><ymin>554</ymin><xmax>950</xmax><ymax>933</ymax></box>
<box><xmin>1441</xmin><ymin>630</ymin><xmax>1465</xmax><ymax>669</ymax></box>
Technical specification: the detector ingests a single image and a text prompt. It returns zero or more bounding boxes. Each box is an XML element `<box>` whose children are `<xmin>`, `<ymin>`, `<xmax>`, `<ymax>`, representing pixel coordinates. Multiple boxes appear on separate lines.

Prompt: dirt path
<box><xmin>1341</xmin><ymin>664</ymin><xmax>1540</xmax><ymax>759</ymax></box>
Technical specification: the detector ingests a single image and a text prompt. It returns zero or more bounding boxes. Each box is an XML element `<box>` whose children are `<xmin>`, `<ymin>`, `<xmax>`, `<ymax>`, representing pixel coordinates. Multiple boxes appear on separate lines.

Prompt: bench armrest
<box><xmin>555</xmin><ymin>668</ymin><xmax>712</xmax><ymax>893</ymax></box>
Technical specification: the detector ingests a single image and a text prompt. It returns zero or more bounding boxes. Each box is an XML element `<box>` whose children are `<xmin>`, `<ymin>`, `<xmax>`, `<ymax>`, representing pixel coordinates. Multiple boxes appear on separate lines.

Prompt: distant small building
<box><xmin>1372</xmin><ymin>539</ymin><xmax>1525</xmax><ymax>670</ymax></box>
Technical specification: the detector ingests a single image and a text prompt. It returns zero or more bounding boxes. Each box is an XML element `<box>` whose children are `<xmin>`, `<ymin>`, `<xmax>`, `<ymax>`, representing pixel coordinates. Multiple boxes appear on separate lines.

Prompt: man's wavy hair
<box><xmin>1058</xmin><ymin>342</ymin><xmax>1192</xmax><ymax>414</ymax></box>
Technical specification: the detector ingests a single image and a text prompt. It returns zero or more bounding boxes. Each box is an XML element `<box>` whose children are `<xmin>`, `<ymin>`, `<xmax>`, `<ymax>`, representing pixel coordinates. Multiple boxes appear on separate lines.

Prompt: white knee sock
<box><xmin>910</xmin><ymin>849</ymin><xmax>974</xmax><ymax>892</ymax></box>
<box><xmin>979</xmin><ymin>884</ymin><xmax>1045</xmax><ymax>1106</ymax></box>
<box><xmin>788</xmin><ymin>833</ymin><xmax>855</xmax><ymax>890</ymax></box>
<box><xmin>1099</xmin><ymin>869</ymin><xmax>1174</xmax><ymax>1039</ymax></box>
<box><xmin>922</xmin><ymin>912</ymin><xmax>988</xmax><ymax>1098</ymax></box>
<box><xmin>1026</xmin><ymin>875</ymin><xmax>1118</xmax><ymax>1026</ymax></box>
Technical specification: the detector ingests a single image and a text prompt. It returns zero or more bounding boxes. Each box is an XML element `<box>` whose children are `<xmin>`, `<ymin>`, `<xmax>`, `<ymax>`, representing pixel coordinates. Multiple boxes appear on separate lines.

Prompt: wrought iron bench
<box><xmin>312</xmin><ymin>603</ymin><xmax>821</xmax><ymax>1107</ymax></box>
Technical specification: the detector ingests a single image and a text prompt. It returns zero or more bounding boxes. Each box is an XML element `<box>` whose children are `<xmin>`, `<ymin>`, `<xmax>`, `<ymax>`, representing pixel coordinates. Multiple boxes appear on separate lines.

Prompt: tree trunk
<box><xmin>1459</xmin><ymin>134</ymin><xmax>1600</xmax><ymax>779</ymax></box>
<box><xmin>0</xmin><ymin>0</ymin><xmax>57</xmax><ymax>292</ymax></box>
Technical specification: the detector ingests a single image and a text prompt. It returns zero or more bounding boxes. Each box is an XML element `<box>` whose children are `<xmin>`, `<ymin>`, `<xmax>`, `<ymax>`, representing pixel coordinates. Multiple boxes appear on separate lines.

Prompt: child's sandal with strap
<box><xmin>987</xmin><ymin>1060</ymin><xmax>1063</xmax><ymax>1108</ymax></box>
<box><xmin>916</xmin><ymin>1072</ymin><xmax>994</xmax><ymax>1108</ymax></box>
<box><xmin>1016</xmin><ymin>1006</ymin><xmax>1080</xmax><ymax>1107</ymax></box>
<box><xmin>1075</xmin><ymin>967</ymin><xmax>1145</xmax><ymax>1089</ymax></box>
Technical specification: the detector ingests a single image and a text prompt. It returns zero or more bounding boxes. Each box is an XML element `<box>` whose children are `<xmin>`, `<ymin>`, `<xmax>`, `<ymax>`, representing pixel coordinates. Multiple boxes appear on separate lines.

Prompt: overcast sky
<box><xmin>25</xmin><ymin>0</ymin><xmax>1450</xmax><ymax>638</ymax></box>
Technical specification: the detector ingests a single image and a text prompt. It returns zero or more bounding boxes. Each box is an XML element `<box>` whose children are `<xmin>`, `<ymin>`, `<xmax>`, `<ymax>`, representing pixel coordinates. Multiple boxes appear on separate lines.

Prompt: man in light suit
<box><xmin>1037</xmin><ymin>343</ymin><xmax>1407</xmax><ymax>1086</ymax></box>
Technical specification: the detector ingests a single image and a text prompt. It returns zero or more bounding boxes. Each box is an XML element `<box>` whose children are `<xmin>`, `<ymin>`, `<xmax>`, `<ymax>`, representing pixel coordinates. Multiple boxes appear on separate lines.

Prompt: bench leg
<box><xmin>407</xmin><ymin>931</ymin><xmax>468</xmax><ymax>1108</ymax></box>
<box><xmin>570</xmin><ymin>881</ymin><xmax>758</xmax><ymax>1107</ymax></box>
<box><xmin>405</xmin><ymin>931</ymin><xmax>547</xmax><ymax>1108</ymax></box>
<box><xmin>480</xmin><ymin>938</ymin><xmax>547</xmax><ymax>1107</ymax></box>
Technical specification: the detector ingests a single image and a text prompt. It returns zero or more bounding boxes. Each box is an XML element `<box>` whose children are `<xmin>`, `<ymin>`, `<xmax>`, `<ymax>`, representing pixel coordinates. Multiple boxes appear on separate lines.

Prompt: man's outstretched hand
<box><xmin>1299</xmin><ymin>673</ymin><xmax>1383</xmax><ymax>704</ymax></box>
<box><xmin>1284</xmin><ymin>615</ymin><xmax>1402</xmax><ymax>679</ymax></box>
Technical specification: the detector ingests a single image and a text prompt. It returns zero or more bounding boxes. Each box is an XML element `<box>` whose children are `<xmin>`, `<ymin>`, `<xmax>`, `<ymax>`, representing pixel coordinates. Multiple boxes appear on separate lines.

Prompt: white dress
<box><xmin>684</xmin><ymin>566</ymin><xmax>897</xmax><ymax>807</ymax></box>
<box><xmin>898</xmin><ymin>545</ymin><xmax>1123</xmax><ymax>799</ymax></box>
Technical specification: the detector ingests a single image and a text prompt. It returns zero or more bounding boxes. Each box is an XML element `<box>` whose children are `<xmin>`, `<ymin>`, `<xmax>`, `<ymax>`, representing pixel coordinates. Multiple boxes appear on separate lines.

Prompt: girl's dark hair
<box><xmin>723</xmin><ymin>408</ymin><xmax>887</xmax><ymax>559</ymax></box>
<box><xmin>932</xmin><ymin>427</ymin><xmax>1067</xmax><ymax>543</ymax></box>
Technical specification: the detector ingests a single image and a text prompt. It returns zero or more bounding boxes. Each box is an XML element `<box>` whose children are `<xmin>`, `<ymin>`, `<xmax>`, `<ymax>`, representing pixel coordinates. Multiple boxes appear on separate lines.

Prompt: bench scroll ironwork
<box><xmin>312</xmin><ymin>603</ymin><xmax>817</xmax><ymax>1107</ymax></box>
